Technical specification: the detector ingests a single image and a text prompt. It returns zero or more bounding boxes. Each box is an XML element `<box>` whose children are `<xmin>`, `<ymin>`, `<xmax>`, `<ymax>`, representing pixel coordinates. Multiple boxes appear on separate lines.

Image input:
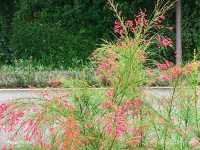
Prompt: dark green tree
<box><xmin>0</xmin><ymin>0</ymin><xmax>16</xmax><ymax>63</ymax></box>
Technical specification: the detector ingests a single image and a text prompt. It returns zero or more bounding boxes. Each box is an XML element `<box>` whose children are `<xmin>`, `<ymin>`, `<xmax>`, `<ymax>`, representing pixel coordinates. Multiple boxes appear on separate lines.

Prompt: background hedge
<box><xmin>0</xmin><ymin>0</ymin><xmax>199</xmax><ymax>68</ymax></box>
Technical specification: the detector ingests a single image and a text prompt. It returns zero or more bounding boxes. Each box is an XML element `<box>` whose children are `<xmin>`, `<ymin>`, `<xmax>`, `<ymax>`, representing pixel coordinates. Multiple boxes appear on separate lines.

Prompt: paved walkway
<box><xmin>0</xmin><ymin>87</ymin><xmax>173</xmax><ymax>102</ymax></box>
<box><xmin>0</xmin><ymin>88</ymin><xmax>69</xmax><ymax>102</ymax></box>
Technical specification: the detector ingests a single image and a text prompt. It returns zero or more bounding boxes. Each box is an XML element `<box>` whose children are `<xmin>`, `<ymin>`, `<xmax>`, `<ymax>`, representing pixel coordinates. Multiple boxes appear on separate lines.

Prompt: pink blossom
<box><xmin>153</xmin><ymin>15</ymin><xmax>165</xmax><ymax>29</ymax></box>
<box><xmin>156</xmin><ymin>63</ymin><xmax>168</xmax><ymax>70</ymax></box>
<box><xmin>95</xmin><ymin>53</ymin><xmax>117</xmax><ymax>85</ymax></box>
<box><xmin>0</xmin><ymin>104</ymin><xmax>8</xmax><ymax>112</ymax></box>
<box><xmin>1</xmin><ymin>145</ymin><xmax>7</xmax><ymax>150</ymax></box>
<box><xmin>184</xmin><ymin>62</ymin><xmax>200</xmax><ymax>75</ymax></box>
<box><xmin>106</xmin><ymin>89</ymin><xmax>114</xmax><ymax>98</ymax></box>
<box><xmin>165</xmin><ymin>60</ymin><xmax>174</xmax><ymax>68</ymax></box>
<box><xmin>135</xmin><ymin>10</ymin><xmax>148</xmax><ymax>28</ymax></box>
<box><xmin>114</xmin><ymin>108</ymin><xmax>127</xmax><ymax>138</ymax></box>
<box><xmin>101</xmin><ymin>101</ymin><xmax>115</xmax><ymax>110</ymax></box>
<box><xmin>113</xmin><ymin>20</ymin><xmax>124</xmax><ymax>36</ymax></box>
<box><xmin>106</xmin><ymin>121</ymin><xmax>113</xmax><ymax>136</ymax></box>
<box><xmin>113</xmin><ymin>10</ymin><xmax>148</xmax><ymax>35</ymax></box>
<box><xmin>125</xmin><ymin>20</ymin><xmax>134</xmax><ymax>28</ymax></box>
<box><xmin>63</xmin><ymin>101</ymin><xmax>75</xmax><ymax>112</ymax></box>
<box><xmin>171</xmin><ymin>66</ymin><xmax>182</xmax><ymax>79</ymax></box>
<box><xmin>0</xmin><ymin>104</ymin><xmax>9</xmax><ymax>119</ymax></box>
<box><xmin>184</xmin><ymin>64</ymin><xmax>193</xmax><ymax>74</ymax></box>
<box><xmin>104</xmin><ymin>98</ymin><xmax>143</xmax><ymax>139</ymax></box>
<box><xmin>156</xmin><ymin>35</ymin><xmax>173</xmax><ymax>48</ymax></box>
<box><xmin>162</xmin><ymin>75</ymin><xmax>171</xmax><ymax>81</ymax></box>
<box><xmin>189</xmin><ymin>137</ymin><xmax>200</xmax><ymax>148</ymax></box>
<box><xmin>156</xmin><ymin>60</ymin><xmax>173</xmax><ymax>70</ymax></box>
<box><xmin>104</xmin><ymin>107</ymin><xmax>127</xmax><ymax>138</ymax></box>
<box><xmin>6</xmin><ymin>111</ymin><xmax>24</xmax><ymax>132</ymax></box>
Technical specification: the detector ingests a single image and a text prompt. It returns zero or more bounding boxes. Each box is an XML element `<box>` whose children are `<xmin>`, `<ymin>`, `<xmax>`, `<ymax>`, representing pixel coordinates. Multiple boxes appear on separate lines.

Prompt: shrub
<box><xmin>10</xmin><ymin>21</ymin><xmax>75</xmax><ymax>68</ymax></box>
<box><xmin>4</xmin><ymin>1</ymin><xmax>200</xmax><ymax>150</ymax></box>
<box><xmin>0</xmin><ymin>61</ymin><xmax>65</xmax><ymax>88</ymax></box>
<box><xmin>7</xmin><ymin>0</ymin><xmax>112</xmax><ymax>68</ymax></box>
<box><xmin>0</xmin><ymin>61</ymin><xmax>101</xmax><ymax>88</ymax></box>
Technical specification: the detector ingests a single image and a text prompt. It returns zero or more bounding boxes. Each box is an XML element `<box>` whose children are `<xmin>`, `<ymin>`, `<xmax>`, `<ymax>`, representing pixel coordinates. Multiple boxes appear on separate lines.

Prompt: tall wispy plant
<box><xmin>95</xmin><ymin>0</ymin><xmax>176</xmax><ymax>104</ymax></box>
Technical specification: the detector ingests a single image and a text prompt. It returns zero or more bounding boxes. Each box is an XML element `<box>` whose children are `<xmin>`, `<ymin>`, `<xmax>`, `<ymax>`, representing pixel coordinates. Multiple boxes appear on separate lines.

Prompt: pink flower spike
<box><xmin>189</xmin><ymin>137</ymin><xmax>200</xmax><ymax>149</ymax></box>
<box><xmin>1</xmin><ymin>145</ymin><xmax>7</xmax><ymax>150</ymax></box>
<box><xmin>106</xmin><ymin>89</ymin><xmax>114</xmax><ymax>98</ymax></box>
<box><xmin>171</xmin><ymin>66</ymin><xmax>182</xmax><ymax>79</ymax></box>
<box><xmin>156</xmin><ymin>35</ymin><xmax>173</xmax><ymax>48</ymax></box>
<box><xmin>125</xmin><ymin>20</ymin><xmax>134</xmax><ymax>28</ymax></box>
<box><xmin>162</xmin><ymin>75</ymin><xmax>171</xmax><ymax>81</ymax></box>
<box><xmin>165</xmin><ymin>60</ymin><xmax>174</xmax><ymax>68</ymax></box>
<box><xmin>156</xmin><ymin>63</ymin><xmax>168</xmax><ymax>70</ymax></box>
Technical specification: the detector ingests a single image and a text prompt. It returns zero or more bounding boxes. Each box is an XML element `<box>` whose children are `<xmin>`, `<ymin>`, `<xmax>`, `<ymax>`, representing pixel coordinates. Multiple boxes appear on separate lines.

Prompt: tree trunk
<box><xmin>176</xmin><ymin>0</ymin><xmax>182</xmax><ymax>65</ymax></box>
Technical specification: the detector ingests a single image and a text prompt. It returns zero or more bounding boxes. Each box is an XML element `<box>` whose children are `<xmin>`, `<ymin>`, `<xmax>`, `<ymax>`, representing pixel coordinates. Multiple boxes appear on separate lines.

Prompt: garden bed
<box><xmin>0</xmin><ymin>86</ymin><xmax>200</xmax><ymax>148</ymax></box>
<box><xmin>0</xmin><ymin>87</ymin><xmax>172</xmax><ymax>146</ymax></box>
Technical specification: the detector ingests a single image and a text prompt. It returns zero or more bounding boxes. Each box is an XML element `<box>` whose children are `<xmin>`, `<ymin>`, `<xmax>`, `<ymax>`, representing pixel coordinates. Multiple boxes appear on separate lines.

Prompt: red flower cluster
<box><xmin>134</xmin><ymin>10</ymin><xmax>148</xmax><ymax>29</ymax></box>
<box><xmin>171</xmin><ymin>66</ymin><xmax>182</xmax><ymax>79</ymax></box>
<box><xmin>63</xmin><ymin>117</ymin><xmax>81</xmax><ymax>150</ymax></box>
<box><xmin>0</xmin><ymin>94</ymin><xmax>82</xmax><ymax>149</ymax></box>
<box><xmin>153</xmin><ymin>15</ymin><xmax>165</xmax><ymax>29</ymax></box>
<box><xmin>183</xmin><ymin>61</ymin><xmax>200</xmax><ymax>75</ymax></box>
<box><xmin>95</xmin><ymin>50</ymin><xmax>118</xmax><ymax>86</ymax></box>
<box><xmin>113</xmin><ymin>10</ymin><xmax>148</xmax><ymax>36</ymax></box>
<box><xmin>23</xmin><ymin>118</ymin><xmax>42</xmax><ymax>142</ymax></box>
<box><xmin>156</xmin><ymin>60</ymin><xmax>183</xmax><ymax>81</ymax></box>
<box><xmin>0</xmin><ymin>104</ymin><xmax>25</xmax><ymax>133</ymax></box>
<box><xmin>7</xmin><ymin>111</ymin><xmax>24</xmax><ymax>132</ymax></box>
<box><xmin>189</xmin><ymin>137</ymin><xmax>200</xmax><ymax>149</ymax></box>
<box><xmin>0</xmin><ymin>104</ymin><xmax>9</xmax><ymax>118</ymax></box>
<box><xmin>161</xmin><ymin>75</ymin><xmax>171</xmax><ymax>81</ymax></box>
<box><xmin>103</xmin><ymin>98</ymin><xmax>143</xmax><ymax>139</ymax></box>
<box><xmin>121</xmin><ymin>98</ymin><xmax>143</xmax><ymax>116</ymax></box>
<box><xmin>106</xmin><ymin>89</ymin><xmax>114</xmax><ymax>98</ymax></box>
<box><xmin>113</xmin><ymin>11</ymin><xmax>174</xmax><ymax>50</ymax></box>
<box><xmin>114</xmin><ymin>20</ymin><xmax>125</xmax><ymax>36</ymax></box>
<box><xmin>156</xmin><ymin>60</ymin><xmax>173</xmax><ymax>70</ymax></box>
<box><xmin>156</xmin><ymin>35</ymin><xmax>173</xmax><ymax>48</ymax></box>
<box><xmin>125</xmin><ymin>20</ymin><xmax>134</xmax><ymax>28</ymax></box>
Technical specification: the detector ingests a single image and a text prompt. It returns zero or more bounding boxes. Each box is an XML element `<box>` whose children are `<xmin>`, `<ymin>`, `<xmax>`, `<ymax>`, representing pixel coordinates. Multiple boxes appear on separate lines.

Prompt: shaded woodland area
<box><xmin>0</xmin><ymin>0</ymin><xmax>199</xmax><ymax>68</ymax></box>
